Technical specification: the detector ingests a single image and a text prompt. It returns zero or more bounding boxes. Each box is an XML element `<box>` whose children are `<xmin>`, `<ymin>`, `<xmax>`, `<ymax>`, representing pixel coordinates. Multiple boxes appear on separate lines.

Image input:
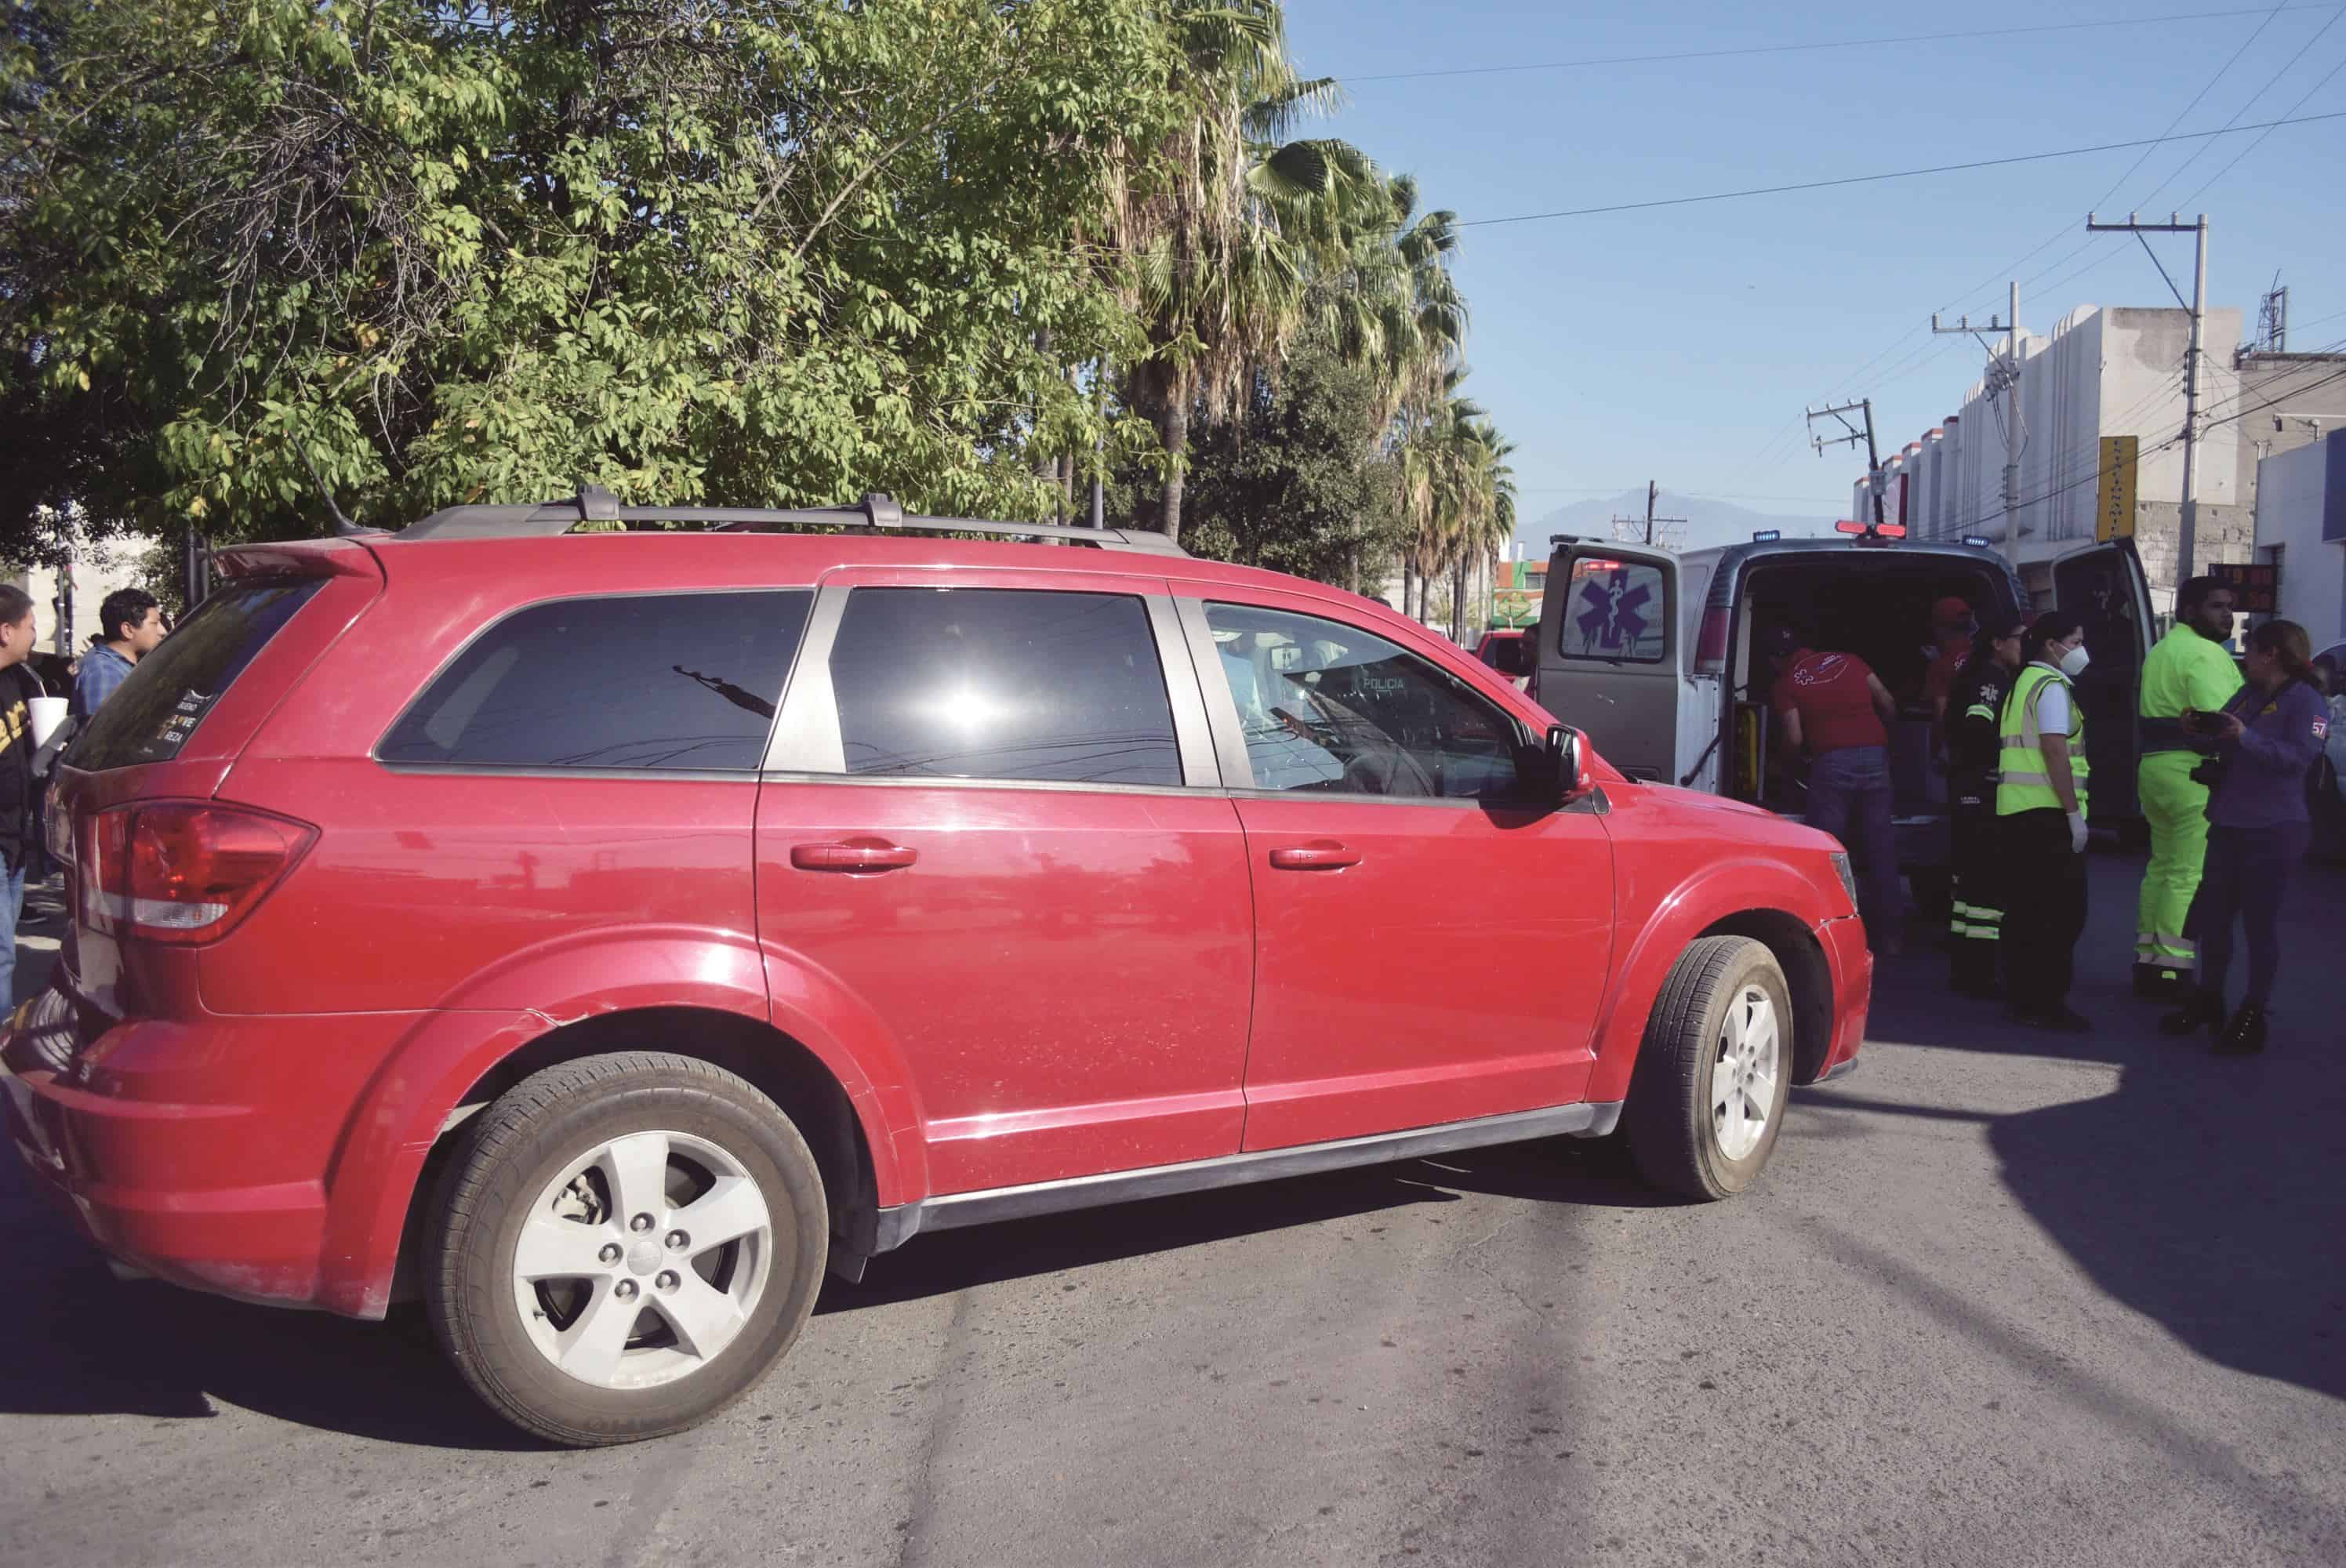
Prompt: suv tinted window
<box><xmin>827</xmin><ymin>588</ymin><xmax>1182</xmax><ymax>786</ymax></box>
<box><xmin>1205</xmin><ymin>603</ymin><xmax>1525</xmax><ymax>799</ymax></box>
<box><xmin>1559</xmin><ymin>559</ymin><xmax>1666</xmax><ymax>662</ymax></box>
<box><xmin>380</xmin><ymin>591</ymin><xmax>810</xmax><ymax>772</ymax></box>
<box><xmin>67</xmin><ymin>579</ymin><xmax>325</xmax><ymax>771</ymax></box>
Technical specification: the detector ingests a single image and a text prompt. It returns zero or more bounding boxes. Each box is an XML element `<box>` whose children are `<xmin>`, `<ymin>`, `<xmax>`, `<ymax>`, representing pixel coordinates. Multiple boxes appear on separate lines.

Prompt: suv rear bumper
<box><xmin>1</xmin><ymin>982</ymin><xmax>423</xmax><ymax>1313</ymax></box>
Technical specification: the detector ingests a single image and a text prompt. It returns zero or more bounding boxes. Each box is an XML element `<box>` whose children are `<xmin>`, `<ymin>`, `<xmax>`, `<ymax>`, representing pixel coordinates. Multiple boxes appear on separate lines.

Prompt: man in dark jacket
<box><xmin>0</xmin><ymin>585</ymin><xmax>47</xmax><ymax>1004</ymax></box>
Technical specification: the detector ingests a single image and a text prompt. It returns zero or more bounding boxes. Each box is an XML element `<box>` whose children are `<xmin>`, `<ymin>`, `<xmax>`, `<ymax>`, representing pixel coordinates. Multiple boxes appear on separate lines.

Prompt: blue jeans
<box><xmin>1807</xmin><ymin>745</ymin><xmax>1901</xmax><ymax>946</ymax></box>
<box><xmin>0</xmin><ymin>859</ymin><xmax>24</xmax><ymax>1007</ymax></box>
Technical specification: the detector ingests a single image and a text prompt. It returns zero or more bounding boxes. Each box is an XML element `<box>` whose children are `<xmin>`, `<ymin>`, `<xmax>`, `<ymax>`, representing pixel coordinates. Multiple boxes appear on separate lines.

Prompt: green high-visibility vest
<box><xmin>1997</xmin><ymin>663</ymin><xmax>2090</xmax><ymax>816</ymax></box>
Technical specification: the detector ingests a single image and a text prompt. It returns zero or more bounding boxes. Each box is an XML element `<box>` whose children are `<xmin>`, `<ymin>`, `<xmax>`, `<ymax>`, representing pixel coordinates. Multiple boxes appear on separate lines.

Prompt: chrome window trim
<box><xmin>870</xmin><ymin>1100</ymin><xmax>1626</xmax><ymax>1254</ymax></box>
<box><xmin>762</xmin><ymin>582</ymin><xmax>850</xmax><ymax>773</ymax></box>
<box><xmin>1171</xmin><ymin>596</ymin><xmax>1260</xmax><ymax>788</ymax></box>
<box><xmin>375</xmin><ymin>763</ymin><xmax>762</xmax><ymax>786</ymax></box>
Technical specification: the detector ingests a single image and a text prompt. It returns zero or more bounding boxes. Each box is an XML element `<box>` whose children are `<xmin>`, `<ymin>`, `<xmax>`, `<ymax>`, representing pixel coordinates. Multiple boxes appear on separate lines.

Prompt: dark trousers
<box><xmin>2197</xmin><ymin>820</ymin><xmax>2309</xmax><ymax>1007</ymax></box>
<box><xmin>1948</xmin><ymin>780</ymin><xmax>2003</xmax><ymax>989</ymax></box>
<box><xmin>1999</xmin><ymin>808</ymin><xmax>2087</xmax><ymax>1014</ymax></box>
<box><xmin>1807</xmin><ymin>745</ymin><xmax>1900</xmax><ymax>946</ymax></box>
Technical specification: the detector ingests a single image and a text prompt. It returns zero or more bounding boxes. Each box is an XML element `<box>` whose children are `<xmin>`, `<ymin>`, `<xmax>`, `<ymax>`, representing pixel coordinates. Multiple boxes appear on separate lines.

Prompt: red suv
<box><xmin>3</xmin><ymin>491</ymin><xmax>1868</xmax><ymax>1445</ymax></box>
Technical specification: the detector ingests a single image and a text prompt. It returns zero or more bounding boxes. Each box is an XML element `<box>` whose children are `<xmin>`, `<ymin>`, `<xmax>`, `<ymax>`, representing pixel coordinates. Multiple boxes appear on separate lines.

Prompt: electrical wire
<box><xmin>2177</xmin><ymin>38</ymin><xmax>2346</xmax><ymax>203</ymax></box>
<box><xmin>1746</xmin><ymin>0</ymin><xmax>2308</xmax><ymax>479</ymax></box>
<box><xmin>1334</xmin><ymin>5</ymin><xmax>2341</xmax><ymax>84</ymax></box>
<box><xmin>1456</xmin><ymin>109</ymin><xmax>2346</xmax><ymax>228</ymax></box>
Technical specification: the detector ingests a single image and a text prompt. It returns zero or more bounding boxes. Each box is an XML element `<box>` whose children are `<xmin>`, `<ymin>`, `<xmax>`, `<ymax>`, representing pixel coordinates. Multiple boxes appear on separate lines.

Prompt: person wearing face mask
<box><xmin>1943</xmin><ymin>611</ymin><xmax>2029</xmax><ymax>996</ymax></box>
<box><xmin>2159</xmin><ymin>619</ymin><xmax>2330</xmax><ymax>1053</ymax></box>
<box><xmin>2132</xmin><ymin>576</ymin><xmax>2242</xmax><ymax>1000</ymax></box>
<box><xmin>1996</xmin><ymin>612</ymin><xmax>2094</xmax><ymax>1031</ymax></box>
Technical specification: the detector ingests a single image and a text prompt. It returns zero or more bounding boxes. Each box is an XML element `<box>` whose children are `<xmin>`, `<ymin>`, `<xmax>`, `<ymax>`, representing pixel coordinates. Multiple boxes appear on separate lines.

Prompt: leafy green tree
<box><xmin>1178</xmin><ymin>333</ymin><xmax>1405</xmax><ymax>585</ymax></box>
<box><xmin>2</xmin><ymin>0</ymin><xmax>1187</xmax><ymax>546</ymax></box>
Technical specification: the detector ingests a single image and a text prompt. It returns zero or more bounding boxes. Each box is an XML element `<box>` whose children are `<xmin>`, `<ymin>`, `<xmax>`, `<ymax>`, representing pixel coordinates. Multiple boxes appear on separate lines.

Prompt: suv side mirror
<box><xmin>1549</xmin><ymin>724</ymin><xmax>1595</xmax><ymax>804</ymax></box>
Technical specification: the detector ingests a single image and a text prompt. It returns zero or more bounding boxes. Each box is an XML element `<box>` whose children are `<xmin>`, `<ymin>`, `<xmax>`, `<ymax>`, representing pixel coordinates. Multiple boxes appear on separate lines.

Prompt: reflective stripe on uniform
<box><xmin>1997</xmin><ymin>664</ymin><xmax>2090</xmax><ymax>817</ymax></box>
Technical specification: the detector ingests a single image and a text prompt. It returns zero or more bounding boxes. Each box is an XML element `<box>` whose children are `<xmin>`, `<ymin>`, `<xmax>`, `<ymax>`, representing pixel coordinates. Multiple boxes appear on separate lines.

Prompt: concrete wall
<box><xmin>1882</xmin><ymin>303</ymin><xmax>2257</xmax><ymax>611</ymax></box>
<box><xmin>2252</xmin><ymin>435</ymin><xmax>2346</xmax><ymax>645</ymax></box>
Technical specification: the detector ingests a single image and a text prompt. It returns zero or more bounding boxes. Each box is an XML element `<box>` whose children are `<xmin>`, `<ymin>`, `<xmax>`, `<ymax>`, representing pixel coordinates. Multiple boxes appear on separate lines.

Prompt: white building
<box><xmin>1859</xmin><ymin>304</ymin><xmax>2255</xmax><ymax>609</ymax></box>
<box><xmin>2251</xmin><ymin>432</ymin><xmax>2345</xmax><ymax>645</ymax></box>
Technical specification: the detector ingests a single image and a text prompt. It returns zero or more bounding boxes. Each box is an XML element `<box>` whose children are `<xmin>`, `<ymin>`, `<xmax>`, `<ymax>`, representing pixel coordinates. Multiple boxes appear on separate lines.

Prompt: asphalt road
<box><xmin>5</xmin><ymin>851</ymin><xmax>2342</xmax><ymax>1568</ymax></box>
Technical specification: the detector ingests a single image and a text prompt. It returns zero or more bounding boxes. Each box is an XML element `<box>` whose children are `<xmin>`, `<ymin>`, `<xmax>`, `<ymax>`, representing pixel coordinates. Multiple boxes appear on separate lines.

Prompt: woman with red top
<box><xmin>1770</xmin><ymin>625</ymin><xmax>1902</xmax><ymax>953</ymax></box>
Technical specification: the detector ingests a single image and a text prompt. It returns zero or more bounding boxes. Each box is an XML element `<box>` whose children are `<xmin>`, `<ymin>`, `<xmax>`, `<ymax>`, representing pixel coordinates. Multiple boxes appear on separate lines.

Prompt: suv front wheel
<box><xmin>1624</xmin><ymin>937</ymin><xmax>1794</xmax><ymax>1201</ymax></box>
<box><xmin>426</xmin><ymin>1052</ymin><xmax>829</xmax><ymax>1446</ymax></box>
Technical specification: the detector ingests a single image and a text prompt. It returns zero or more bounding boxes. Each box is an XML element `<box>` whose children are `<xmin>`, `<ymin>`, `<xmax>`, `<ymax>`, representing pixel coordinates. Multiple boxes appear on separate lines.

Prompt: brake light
<box><xmin>78</xmin><ymin>803</ymin><xmax>315</xmax><ymax>945</ymax></box>
<box><xmin>1696</xmin><ymin>607</ymin><xmax>1730</xmax><ymax>674</ymax></box>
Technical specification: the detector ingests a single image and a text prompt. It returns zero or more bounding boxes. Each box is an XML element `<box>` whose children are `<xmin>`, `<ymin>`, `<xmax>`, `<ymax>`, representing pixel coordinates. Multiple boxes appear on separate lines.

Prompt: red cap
<box><xmin>1932</xmin><ymin>595</ymin><xmax>1972</xmax><ymax>627</ymax></box>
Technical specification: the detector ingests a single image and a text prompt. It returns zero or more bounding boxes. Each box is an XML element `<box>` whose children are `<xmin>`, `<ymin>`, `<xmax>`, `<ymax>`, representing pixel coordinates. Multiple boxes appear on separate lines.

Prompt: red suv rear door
<box><xmin>1174</xmin><ymin>590</ymin><xmax>1615</xmax><ymax>1151</ymax></box>
<box><xmin>755</xmin><ymin>566</ymin><xmax>1251</xmax><ymax>1198</ymax></box>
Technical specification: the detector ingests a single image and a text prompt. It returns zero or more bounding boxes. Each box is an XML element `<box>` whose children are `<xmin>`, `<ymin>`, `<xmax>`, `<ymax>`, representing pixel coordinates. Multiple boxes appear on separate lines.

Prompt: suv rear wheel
<box><xmin>426</xmin><ymin>1052</ymin><xmax>828</xmax><ymax>1445</ymax></box>
<box><xmin>1624</xmin><ymin>937</ymin><xmax>1794</xmax><ymax>1201</ymax></box>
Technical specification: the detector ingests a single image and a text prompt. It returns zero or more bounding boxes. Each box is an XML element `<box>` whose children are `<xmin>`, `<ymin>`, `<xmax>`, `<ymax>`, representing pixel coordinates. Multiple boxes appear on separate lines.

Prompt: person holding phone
<box><xmin>2160</xmin><ymin>619</ymin><xmax>2329</xmax><ymax>1053</ymax></box>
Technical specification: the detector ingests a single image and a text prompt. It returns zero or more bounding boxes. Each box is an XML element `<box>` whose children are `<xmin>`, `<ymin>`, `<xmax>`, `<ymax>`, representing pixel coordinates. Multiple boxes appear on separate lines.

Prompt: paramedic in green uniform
<box><xmin>2133</xmin><ymin>576</ymin><xmax>2242</xmax><ymax>998</ymax></box>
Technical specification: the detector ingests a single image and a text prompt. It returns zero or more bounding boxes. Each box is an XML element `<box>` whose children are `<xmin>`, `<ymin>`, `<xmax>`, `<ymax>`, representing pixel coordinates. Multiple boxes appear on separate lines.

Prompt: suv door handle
<box><xmin>790</xmin><ymin>840</ymin><xmax>918</xmax><ymax>873</ymax></box>
<box><xmin>1268</xmin><ymin>840</ymin><xmax>1362</xmax><ymax>871</ymax></box>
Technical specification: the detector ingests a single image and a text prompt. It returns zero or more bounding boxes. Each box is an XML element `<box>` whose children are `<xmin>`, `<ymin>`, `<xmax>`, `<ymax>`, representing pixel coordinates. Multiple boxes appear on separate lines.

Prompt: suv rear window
<box><xmin>380</xmin><ymin>590</ymin><xmax>812</xmax><ymax>772</ymax></box>
<box><xmin>67</xmin><ymin>579</ymin><xmax>326</xmax><ymax>771</ymax></box>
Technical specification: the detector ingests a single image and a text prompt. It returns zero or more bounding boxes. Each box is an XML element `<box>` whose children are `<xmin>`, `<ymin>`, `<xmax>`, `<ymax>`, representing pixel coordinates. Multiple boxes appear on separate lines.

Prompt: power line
<box><xmin>2177</xmin><ymin>31</ymin><xmax>2346</xmax><ymax>203</ymax></box>
<box><xmin>2159</xmin><ymin>5</ymin><xmax>2346</xmax><ymax>195</ymax></box>
<box><xmin>1726</xmin><ymin>2</ymin><xmax>2311</xmax><ymax>465</ymax></box>
<box><xmin>1456</xmin><ymin>108</ymin><xmax>2346</xmax><ymax>229</ymax></box>
<box><xmin>1334</xmin><ymin>5</ymin><xmax>2341</xmax><ymax>84</ymax></box>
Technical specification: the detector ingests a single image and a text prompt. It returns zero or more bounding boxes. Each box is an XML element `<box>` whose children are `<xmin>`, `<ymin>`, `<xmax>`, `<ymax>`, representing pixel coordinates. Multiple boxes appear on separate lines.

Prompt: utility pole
<box><xmin>2089</xmin><ymin>212</ymin><xmax>2207</xmax><ymax>581</ymax></box>
<box><xmin>1933</xmin><ymin>282</ymin><xmax>2022</xmax><ymax>532</ymax></box>
<box><xmin>1611</xmin><ymin>481</ymin><xmax>1685</xmax><ymax>551</ymax></box>
<box><xmin>1807</xmin><ymin>398</ymin><xmax>1884</xmax><ymax>526</ymax></box>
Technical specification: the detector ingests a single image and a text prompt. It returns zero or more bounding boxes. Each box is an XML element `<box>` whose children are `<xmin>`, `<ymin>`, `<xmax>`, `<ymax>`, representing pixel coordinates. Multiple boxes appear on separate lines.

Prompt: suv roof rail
<box><xmin>398</xmin><ymin>487</ymin><xmax>1187</xmax><ymax>555</ymax></box>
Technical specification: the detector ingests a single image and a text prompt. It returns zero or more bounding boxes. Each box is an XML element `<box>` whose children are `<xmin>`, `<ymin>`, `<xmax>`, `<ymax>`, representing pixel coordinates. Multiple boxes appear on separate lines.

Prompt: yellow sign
<box><xmin>2096</xmin><ymin>435</ymin><xmax>2139</xmax><ymax>541</ymax></box>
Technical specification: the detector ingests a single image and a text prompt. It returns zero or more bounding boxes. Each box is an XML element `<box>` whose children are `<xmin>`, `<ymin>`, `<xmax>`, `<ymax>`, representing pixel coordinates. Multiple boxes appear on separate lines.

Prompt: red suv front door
<box><xmin>754</xmin><ymin>569</ymin><xmax>1252</xmax><ymax>1198</ymax></box>
<box><xmin>1180</xmin><ymin>593</ymin><xmax>1615</xmax><ymax>1151</ymax></box>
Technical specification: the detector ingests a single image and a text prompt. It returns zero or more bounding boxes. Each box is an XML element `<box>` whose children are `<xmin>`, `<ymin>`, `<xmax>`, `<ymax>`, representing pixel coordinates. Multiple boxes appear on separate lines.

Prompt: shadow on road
<box><xmin>0</xmin><ymin>1185</ymin><xmax>534</xmax><ymax>1448</ymax></box>
<box><xmin>825</xmin><ymin>1132</ymin><xmax>1670</xmax><ymax>1313</ymax></box>
<box><xmin>1806</xmin><ymin>855</ymin><xmax>2346</xmax><ymax>1406</ymax></box>
<box><xmin>0</xmin><ymin>1131</ymin><xmax>1659</xmax><ymax>1445</ymax></box>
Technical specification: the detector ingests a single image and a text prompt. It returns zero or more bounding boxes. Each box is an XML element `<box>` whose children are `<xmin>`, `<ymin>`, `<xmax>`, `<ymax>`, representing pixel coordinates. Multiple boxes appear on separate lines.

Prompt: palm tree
<box><xmin>1109</xmin><ymin>1</ymin><xmax>1370</xmax><ymax>544</ymax></box>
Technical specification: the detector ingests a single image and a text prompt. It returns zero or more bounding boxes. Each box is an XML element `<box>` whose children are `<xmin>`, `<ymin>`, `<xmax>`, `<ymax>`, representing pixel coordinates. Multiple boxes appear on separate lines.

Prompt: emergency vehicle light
<box><xmin>1751</xmin><ymin>528</ymin><xmax>1780</xmax><ymax>543</ymax></box>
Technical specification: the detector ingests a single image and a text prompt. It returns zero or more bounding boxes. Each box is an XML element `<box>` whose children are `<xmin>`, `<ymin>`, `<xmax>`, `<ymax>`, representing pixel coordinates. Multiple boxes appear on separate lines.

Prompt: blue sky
<box><xmin>1280</xmin><ymin>2</ymin><xmax>2346</xmax><ymax>535</ymax></box>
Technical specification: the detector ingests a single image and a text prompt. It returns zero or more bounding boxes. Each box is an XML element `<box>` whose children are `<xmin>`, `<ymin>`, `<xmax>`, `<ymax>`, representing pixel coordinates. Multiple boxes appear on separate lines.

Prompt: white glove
<box><xmin>2068</xmin><ymin>810</ymin><xmax>2089</xmax><ymax>855</ymax></box>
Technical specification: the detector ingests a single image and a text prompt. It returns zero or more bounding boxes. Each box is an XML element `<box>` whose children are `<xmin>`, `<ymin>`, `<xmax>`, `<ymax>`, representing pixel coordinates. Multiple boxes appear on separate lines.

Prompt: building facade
<box><xmin>1855</xmin><ymin>303</ymin><xmax>2291</xmax><ymax>611</ymax></box>
<box><xmin>2251</xmin><ymin>430</ymin><xmax>2346</xmax><ymax>646</ymax></box>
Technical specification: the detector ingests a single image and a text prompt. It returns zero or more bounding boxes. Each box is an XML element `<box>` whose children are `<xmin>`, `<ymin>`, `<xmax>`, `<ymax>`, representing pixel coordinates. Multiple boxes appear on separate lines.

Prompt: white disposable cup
<box><xmin>28</xmin><ymin>695</ymin><xmax>67</xmax><ymax>748</ymax></box>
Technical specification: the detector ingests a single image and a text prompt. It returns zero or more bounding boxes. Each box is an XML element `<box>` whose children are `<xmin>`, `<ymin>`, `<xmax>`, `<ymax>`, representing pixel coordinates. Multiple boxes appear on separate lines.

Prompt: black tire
<box><xmin>1623</xmin><ymin>937</ymin><xmax>1796</xmax><ymax>1202</ymax></box>
<box><xmin>425</xmin><ymin>1052</ymin><xmax>827</xmax><ymax>1446</ymax></box>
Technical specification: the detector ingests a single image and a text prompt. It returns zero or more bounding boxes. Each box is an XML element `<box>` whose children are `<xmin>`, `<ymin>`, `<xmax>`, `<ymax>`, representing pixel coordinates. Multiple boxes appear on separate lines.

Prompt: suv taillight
<box><xmin>77</xmin><ymin>803</ymin><xmax>315</xmax><ymax>945</ymax></box>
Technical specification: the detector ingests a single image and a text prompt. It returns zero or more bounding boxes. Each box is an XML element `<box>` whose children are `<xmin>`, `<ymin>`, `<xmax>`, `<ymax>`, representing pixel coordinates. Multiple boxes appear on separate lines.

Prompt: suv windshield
<box><xmin>65</xmin><ymin>579</ymin><xmax>325</xmax><ymax>771</ymax></box>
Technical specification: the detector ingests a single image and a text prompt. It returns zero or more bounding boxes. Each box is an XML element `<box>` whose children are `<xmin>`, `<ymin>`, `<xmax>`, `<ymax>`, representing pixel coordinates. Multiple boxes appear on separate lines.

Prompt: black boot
<box><xmin>2159</xmin><ymin>989</ymin><xmax>2224</xmax><ymax>1036</ymax></box>
<box><xmin>2132</xmin><ymin>961</ymin><xmax>2186</xmax><ymax>1001</ymax></box>
<box><xmin>2213</xmin><ymin>1002</ymin><xmax>2269</xmax><ymax>1054</ymax></box>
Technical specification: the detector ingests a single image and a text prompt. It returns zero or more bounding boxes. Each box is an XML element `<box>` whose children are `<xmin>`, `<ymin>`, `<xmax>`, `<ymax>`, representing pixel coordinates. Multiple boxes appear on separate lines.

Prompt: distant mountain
<box><xmin>1515</xmin><ymin>490</ymin><xmax>1837</xmax><ymax>557</ymax></box>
